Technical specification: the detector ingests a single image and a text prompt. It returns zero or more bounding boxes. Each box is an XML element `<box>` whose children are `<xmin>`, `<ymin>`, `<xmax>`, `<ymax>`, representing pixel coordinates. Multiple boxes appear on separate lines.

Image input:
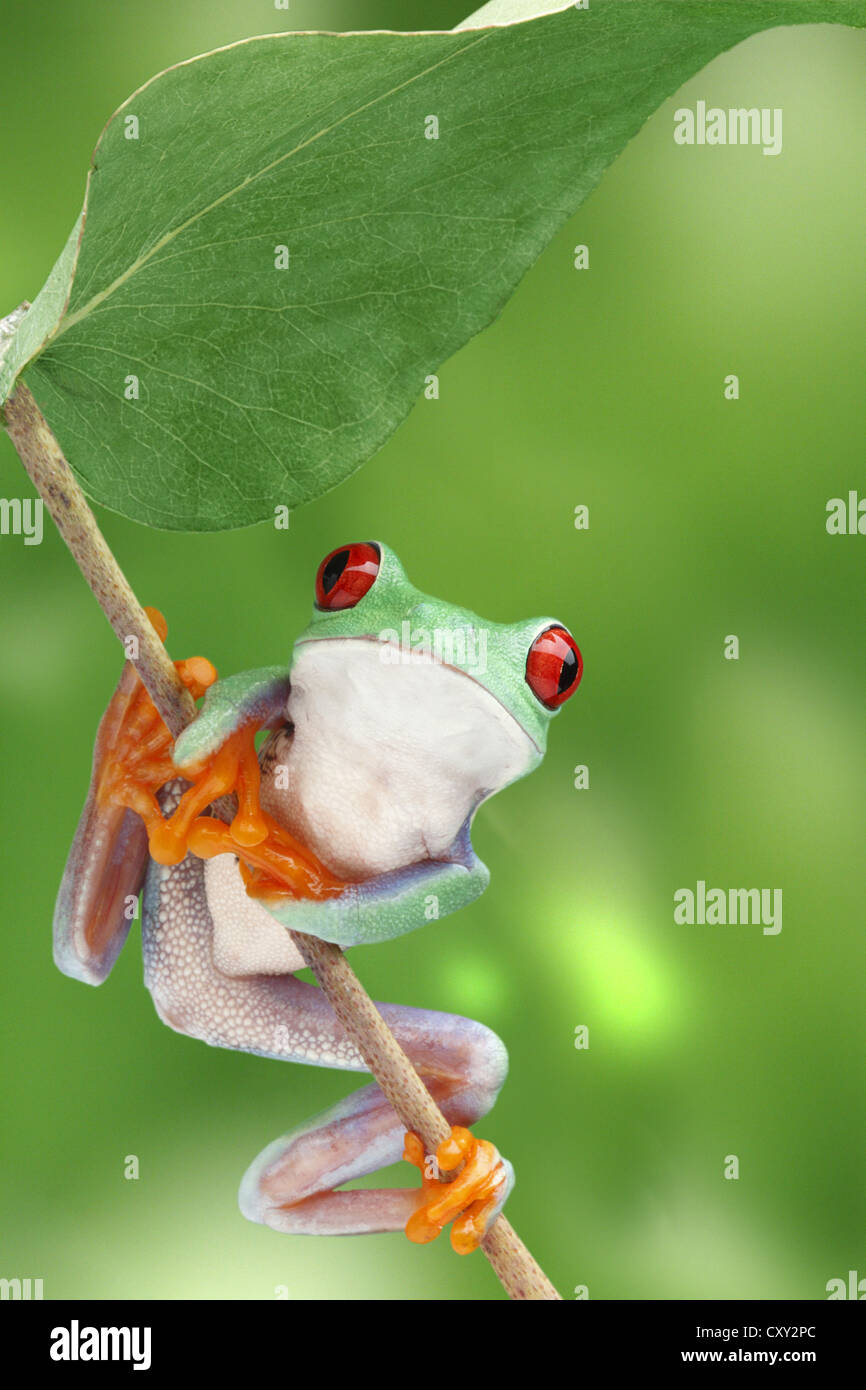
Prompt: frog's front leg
<box><xmin>53</xmin><ymin>611</ymin><xmax>218</xmax><ymax>985</ymax></box>
<box><xmin>144</xmin><ymin>785</ymin><xmax>511</xmax><ymax>1252</ymax></box>
<box><xmin>53</xmin><ymin>619</ymin><xmax>289</xmax><ymax>984</ymax></box>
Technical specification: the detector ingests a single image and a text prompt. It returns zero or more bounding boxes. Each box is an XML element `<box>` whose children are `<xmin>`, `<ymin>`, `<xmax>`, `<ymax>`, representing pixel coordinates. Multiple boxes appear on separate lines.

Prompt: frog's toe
<box><xmin>450</xmin><ymin>1156</ymin><xmax>514</xmax><ymax>1254</ymax></box>
<box><xmin>404</xmin><ymin>1126</ymin><xmax>513</xmax><ymax>1254</ymax></box>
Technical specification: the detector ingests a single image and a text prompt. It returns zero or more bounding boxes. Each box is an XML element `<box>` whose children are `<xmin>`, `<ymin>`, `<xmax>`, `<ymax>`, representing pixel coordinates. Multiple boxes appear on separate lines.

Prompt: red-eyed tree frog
<box><xmin>54</xmin><ymin>542</ymin><xmax>582</xmax><ymax>1252</ymax></box>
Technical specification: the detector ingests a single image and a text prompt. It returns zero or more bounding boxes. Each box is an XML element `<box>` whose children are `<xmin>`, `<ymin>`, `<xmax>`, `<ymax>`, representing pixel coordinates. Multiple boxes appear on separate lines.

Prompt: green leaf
<box><xmin>4</xmin><ymin>0</ymin><xmax>865</xmax><ymax>529</ymax></box>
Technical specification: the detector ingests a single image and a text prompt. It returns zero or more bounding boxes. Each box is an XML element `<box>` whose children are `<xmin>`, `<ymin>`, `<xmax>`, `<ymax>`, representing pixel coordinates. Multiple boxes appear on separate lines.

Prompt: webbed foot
<box><xmin>100</xmin><ymin>611</ymin><xmax>344</xmax><ymax>900</ymax></box>
<box><xmin>95</xmin><ymin>607</ymin><xmax>217</xmax><ymax>845</ymax></box>
<box><xmin>403</xmin><ymin>1126</ymin><xmax>513</xmax><ymax>1254</ymax></box>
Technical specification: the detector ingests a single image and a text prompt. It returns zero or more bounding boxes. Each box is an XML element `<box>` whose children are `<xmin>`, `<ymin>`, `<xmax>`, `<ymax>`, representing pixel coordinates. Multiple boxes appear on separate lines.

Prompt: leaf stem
<box><xmin>3</xmin><ymin>359</ymin><xmax>561</xmax><ymax>1301</ymax></box>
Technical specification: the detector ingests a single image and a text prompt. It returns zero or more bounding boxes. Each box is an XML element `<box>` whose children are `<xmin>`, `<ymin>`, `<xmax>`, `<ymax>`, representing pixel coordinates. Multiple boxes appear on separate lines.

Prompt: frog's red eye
<box><xmin>525</xmin><ymin>625</ymin><xmax>583</xmax><ymax>709</ymax></box>
<box><xmin>315</xmin><ymin>542</ymin><xmax>380</xmax><ymax>611</ymax></box>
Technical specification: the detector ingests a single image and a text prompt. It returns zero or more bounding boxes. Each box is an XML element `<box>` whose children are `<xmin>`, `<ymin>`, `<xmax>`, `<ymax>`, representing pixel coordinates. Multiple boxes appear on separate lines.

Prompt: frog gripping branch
<box><xmin>4</xmin><ymin>374</ymin><xmax>565</xmax><ymax>1297</ymax></box>
<box><xmin>53</xmin><ymin>541</ymin><xmax>582</xmax><ymax>1258</ymax></box>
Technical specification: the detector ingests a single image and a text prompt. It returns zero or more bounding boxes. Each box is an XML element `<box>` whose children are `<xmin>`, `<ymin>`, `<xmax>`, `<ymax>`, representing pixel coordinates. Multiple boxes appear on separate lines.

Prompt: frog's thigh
<box><xmin>141</xmin><ymin>791</ymin><xmax>364</xmax><ymax>1069</ymax></box>
<box><xmin>142</xmin><ymin>832</ymin><xmax>506</xmax><ymax>1098</ymax></box>
<box><xmin>205</xmin><ymin>851</ymin><xmax>307</xmax><ymax>978</ymax></box>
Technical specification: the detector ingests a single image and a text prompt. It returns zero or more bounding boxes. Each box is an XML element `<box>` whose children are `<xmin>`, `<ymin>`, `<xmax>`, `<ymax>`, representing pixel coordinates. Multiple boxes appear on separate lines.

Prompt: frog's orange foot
<box><xmin>95</xmin><ymin>607</ymin><xmax>217</xmax><ymax>855</ymax></box>
<box><xmin>403</xmin><ymin>1126</ymin><xmax>512</xmax><ymax>1255</ymax></box>
<box><xmin>186</xmin><ymin>808</ymin><xmax>346</xmax><ymax>901</ymax></box>
<box><xmin>98</xmin><ymin>610</ymin><xmax>345</xmax><ymax>902</ymax></box>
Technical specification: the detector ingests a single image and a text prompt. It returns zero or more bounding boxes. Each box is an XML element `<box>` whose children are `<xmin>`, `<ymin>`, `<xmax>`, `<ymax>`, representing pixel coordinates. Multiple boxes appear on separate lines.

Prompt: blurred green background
<box><xmin>1</xmin><ymin>1</ymin><xmax>864</xmax><ymax>1302</ymax></box>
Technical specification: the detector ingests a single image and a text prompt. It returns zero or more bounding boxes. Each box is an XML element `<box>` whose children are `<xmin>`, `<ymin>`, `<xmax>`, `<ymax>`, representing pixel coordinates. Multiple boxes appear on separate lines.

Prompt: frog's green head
<box><xmin>292</xmin><ymin>541</ymin><xmax>582</xmax><ymax>768</ymax></box>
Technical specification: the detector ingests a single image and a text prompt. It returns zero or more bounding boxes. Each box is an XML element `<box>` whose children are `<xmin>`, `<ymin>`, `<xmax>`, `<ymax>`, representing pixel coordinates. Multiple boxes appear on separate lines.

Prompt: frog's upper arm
<box><xmin>173</xmin><ymin>667</ymin><xmax>290</xmax><ymax>770</ymax></box>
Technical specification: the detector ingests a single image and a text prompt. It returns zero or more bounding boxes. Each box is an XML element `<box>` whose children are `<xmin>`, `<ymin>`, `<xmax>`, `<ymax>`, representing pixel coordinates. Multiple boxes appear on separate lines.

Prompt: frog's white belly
<box><xmin>263</xmin><ymin>638</ymin><xmax>535</xmax><ymax>880</ymax></box>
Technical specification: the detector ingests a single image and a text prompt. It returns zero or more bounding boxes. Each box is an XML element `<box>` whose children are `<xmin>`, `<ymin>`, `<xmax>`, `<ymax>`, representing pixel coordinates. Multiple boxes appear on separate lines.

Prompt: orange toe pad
<box><xmin>403</xmin><ymin>1126</ymin><xmax>508</xmax><ymax>1255</ymax></box>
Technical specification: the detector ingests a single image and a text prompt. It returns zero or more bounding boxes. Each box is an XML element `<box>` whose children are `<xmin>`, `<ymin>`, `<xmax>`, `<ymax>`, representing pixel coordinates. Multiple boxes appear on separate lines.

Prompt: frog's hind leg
<box><xmin>139</xmin><ymin>800</ymin><xmax>509</xmax><ymax>1241</ymax></box>
<box><xmin>238</xmin><ymin>1017</ymin><xmax>513</xmax><ymax>1241</ymax></box>
<box><xmin>54</xmin><ymin>664</ymin><xmax>153</xmax><ymax>985</ymax></box>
